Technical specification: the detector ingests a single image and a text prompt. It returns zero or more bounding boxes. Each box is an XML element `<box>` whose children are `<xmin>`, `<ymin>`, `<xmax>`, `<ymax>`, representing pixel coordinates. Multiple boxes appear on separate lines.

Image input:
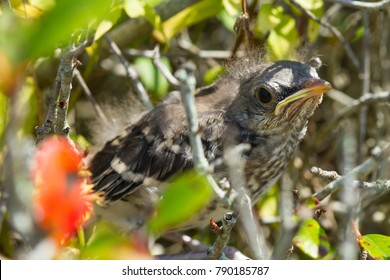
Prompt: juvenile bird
<box><xmin>90</xmin><ymin>59</ymin><xmax>331</xmax><ymax>230</ymax></box>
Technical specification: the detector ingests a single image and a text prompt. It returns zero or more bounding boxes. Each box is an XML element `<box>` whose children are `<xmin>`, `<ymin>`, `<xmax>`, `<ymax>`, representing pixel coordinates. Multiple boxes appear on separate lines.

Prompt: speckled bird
<box><xmin>90</xmin><ymin>58</ymin><xmax>331</xmax><ymax>230</ymax></box>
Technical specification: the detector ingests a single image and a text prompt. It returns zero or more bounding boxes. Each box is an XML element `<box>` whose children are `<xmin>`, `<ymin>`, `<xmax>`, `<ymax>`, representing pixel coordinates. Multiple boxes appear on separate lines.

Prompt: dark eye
<box><xmin>256</xmin><ymin>87</ymin><xmax>273</xmax><ymax>104</ymax></box>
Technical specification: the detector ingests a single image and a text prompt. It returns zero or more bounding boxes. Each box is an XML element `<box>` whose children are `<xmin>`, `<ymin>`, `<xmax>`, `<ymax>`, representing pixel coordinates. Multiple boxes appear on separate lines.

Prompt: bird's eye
<box><xmin>256</xmin><ymin>87</ymin><xmax>273</xmax><ymax>104</ymax></box>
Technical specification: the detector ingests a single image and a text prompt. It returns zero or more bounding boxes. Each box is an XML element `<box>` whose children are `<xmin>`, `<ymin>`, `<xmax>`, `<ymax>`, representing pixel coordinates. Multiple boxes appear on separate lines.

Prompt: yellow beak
<box><xmin>274</xmin><ymin>80</ymin><xmax>332</xmax><ymax>116</ymax></box>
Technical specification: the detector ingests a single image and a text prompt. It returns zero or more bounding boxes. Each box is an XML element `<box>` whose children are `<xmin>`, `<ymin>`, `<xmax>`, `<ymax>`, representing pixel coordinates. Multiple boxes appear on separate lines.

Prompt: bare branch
<box><xmin>157</xmin><ymin>246</ymin><xmax>250</xmax><ymax>260</ymax></box>
<box><xmin>289</xmin><ymin>0</ymin><xmax>361</xmax><ymax>73</ymax></box>
<box><xmin>357</xmin><ymin>12</ymin><xmax>371</xmax><ymax>163</ymax></box>
<box><xmin>126</xmin><ymin>48</ymin><xmax>233</xmax><ymax>59</ymax></box>
<box><xmin>316</xmin><ymin>91</ymin><xmax>390</xmax><ymax>142</ymax></box>
<box><xmin>152</xmin><ymin>45</ymin><xmax>179</xmax><ymax>87</ymax></box>
<box><xmin>312</xmin><ymin>144</ymin><xmax>390</xmax><ymax>201</ymax></box>
<box><xmin>338</xmin><ymin>123</ymin><xmax>359</xmax><ymax>260</ymax></box>
<box><xmin>104</xmin><ymin>35</ymin><xmax>153</xmax><ymax>110</ymax></box>
<box><xmin>325</xmin><ymin>0</ymin><xmax>390</xmax><ymax>11</ymax></box>
<box><xmin>271</xmin><ymin>174</ymin><xmax>301</xmax><ymax>260</ymax></box>
<box><xmin>74</xmin><ymin>69</ymin><xmax>109</xmax><ymax>126</ymax></box>
<box><xmin>35</xmin><ymin>30</ymin><xmax>93</xmax><ymax>144</ymax></box>
<box><xmin>358</xmin><ymin>179</ymin><xmax>390</xmax><ymax>191</ymax></box>
<box><xmin>207</xmin><ymin>212</ymin><xmax>237</xmax><ymax>259</ymax></box>
<box><xmin>175</xmin><ymin>64</ymin><xmax>230</xmax><ymax>203</ymax></box>
<box><xmin>224</xmin><ymin>144</ymin><xmax>270</xmax><ymax>260</ymax></box>
<box><xmin>311</xmin><ymin>166</ymin><xmax>341</xmax><ymax>181</ymax></box>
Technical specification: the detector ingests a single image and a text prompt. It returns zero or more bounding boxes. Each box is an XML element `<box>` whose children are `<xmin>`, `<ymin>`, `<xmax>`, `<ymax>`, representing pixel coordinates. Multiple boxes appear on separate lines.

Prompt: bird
<box><xmin>89</xmin><ymin>58</ymin><xmax>332</xmax><ymax>231</ymax></box>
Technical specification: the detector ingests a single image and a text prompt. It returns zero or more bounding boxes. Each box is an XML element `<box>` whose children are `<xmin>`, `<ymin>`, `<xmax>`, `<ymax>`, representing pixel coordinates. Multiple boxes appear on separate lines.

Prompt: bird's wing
<box><xmin>90</xmin><ymin>102</ymin><xmax>226</xmax><ymax>203</ymax></box>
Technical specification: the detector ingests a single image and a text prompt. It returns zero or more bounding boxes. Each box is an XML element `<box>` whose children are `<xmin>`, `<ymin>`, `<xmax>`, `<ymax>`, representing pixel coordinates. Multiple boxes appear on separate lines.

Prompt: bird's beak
<box><xmin>274</xmin><ymin>79</ymin><xmax>332</xmax><ymax>116</ymax></box>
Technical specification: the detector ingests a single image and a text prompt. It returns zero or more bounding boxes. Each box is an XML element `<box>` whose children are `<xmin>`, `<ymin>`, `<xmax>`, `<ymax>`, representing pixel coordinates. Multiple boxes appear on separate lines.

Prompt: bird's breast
<box><xmin>243</xmin><ymin>125</ymin><xmax>306</xmax><ymax>201</ymax></box>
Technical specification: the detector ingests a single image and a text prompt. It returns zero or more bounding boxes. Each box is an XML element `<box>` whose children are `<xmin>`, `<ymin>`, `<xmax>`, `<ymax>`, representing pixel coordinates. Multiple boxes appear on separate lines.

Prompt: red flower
<box><xmin>32</xmin><ymin>136</ymin><xmax>97</xmax><ymax>245</ymax></box>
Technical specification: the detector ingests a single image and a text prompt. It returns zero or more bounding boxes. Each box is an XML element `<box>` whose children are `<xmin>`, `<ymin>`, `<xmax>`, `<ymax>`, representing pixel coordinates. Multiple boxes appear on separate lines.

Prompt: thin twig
<box><xmin>358</xmin><ymin>12</ymin><xmax>371</xmax><ymax>163</ymax></box>
<box><xmin>289</xmin><ymin>0</ymin><xmax>361</xmax><ymax>73</ymax></box>
<box><xmin>74</xmin><ymin>69</ymin><xmax>109</xmax><ymax>126</ymax></box>
<box><xmin>175</xmin><ymin>64</ymin><xmax>229</xmax><ymax>202</ymax></box>
<box><xmin>104</xmin><ymin>35</ymin><xmax>153</xmax><ymax>110</ymax></box>
<box><xmin>358</xmin><ymin>179</ymin><xmax>390</xmax><ymax>191</ymax></box>
<box><xmin>311</xmin><ymin>166</ymin><xmax>341</xmax><ymax>181</ymax></box>
<box><xmin>177</xmin><ymin>31</ymin><xmax>221</xmax><ymax>67</ymax></box>
<box><xmin>316</xmin><ymin>91</ymin><xmax>390</xmax><ymax>143</ymax></box>
<box><xmin>224</xmin><ymin>144</ymin><xmax>269</xmax><ymax>260</ymax></box>
<box><xmin>152</xmin><ymin>45</ymin><xmax>180</xmax><ymax>87</ymax></box>
<box><xmin>312</xmin><ymin>144</ymin><xmax>390</xmax><ymax>201</ymax></box>
<box><xmin>126</xmin><ymin>48</ymin><xmax>233</xmax><ymax>59</ymax></box>
<box><xmin>311</xmin><ymin>168</ymin><xmax>390</xmax><ymax>193</ymax></box>
<box><xmin>325</xmin><ymin>0</ymin><xmax>390</xmax><ymax>11</ymax></box>
<box><xmin>271</xmin><ymin>174</ymin><xmax>300</xmax><ymax>260</ymax></box>
<box><xmin>207</xmin><ymin>212</ymin><xmax>237</xmax><ymax>259</ymax></box>
<box><xmin>157</xmin><ymin>246</ymin><xmax>250</xmax><ymax>260</ymax></box>
<box><xmin>338</xmin><ymin>122</ymin><xmax>359</xmax><ymax>260</ymax></box>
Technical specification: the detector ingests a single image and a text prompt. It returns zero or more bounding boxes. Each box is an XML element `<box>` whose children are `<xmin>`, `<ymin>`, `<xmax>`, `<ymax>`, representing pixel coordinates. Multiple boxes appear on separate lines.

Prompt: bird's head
<box><xmin>230</xmin><ymin>60</ymin><xmax>332</xmax><ymax>134</ymax></box>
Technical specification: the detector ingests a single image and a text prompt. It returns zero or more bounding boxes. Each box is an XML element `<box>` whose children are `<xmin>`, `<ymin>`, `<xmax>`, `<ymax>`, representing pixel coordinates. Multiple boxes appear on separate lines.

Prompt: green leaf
<box><xmin>257</xmin><ymin>183</ymin><xmax>279</xmax><ymax>219</ymax></box>
<box><xmin>123</xmin><ymin>0</ymin><xmax>163</xmax><ymax>17</ymax></box>
<box><xmin>293</xmin><ymin>218</ymin><xmax>330</xmax><ymax>259</ymax></box>
<box><xmin>256</xmin><ymin>4</ymin><xmax>299</xmax><ymax>60</ymax></box>
<box><xmin>1</xmin><ymin>0</ymin><xmax>112</xmax><ymax>63</ymax></box>
<box><xmin>124</xmin><ymin>0</ymin><xmax>165</xmax><ymax>42</ymax></box>
<box><xmin>148</xmin><ymin>171</ymin><xmax>214</xmax><ymax>235</ymax></box>
<box><xmin>94</xmin><ymin>4</ymin><xmax>123</xmax><ymax>41</ymax></box>
<box><xmin>256</xmin><ymin>4</ymin><xmax>284</xmax><ymax>36</ymax></box>
<box><xmin>359</xmin><ymin>234</ymin><xmax>390</xmax><ymax>260</ymax></box>
<box><xmin>305</xmin><ymin>197</ymin><xmax>320</xmax><ymax>209</ymax></box>
<box><xmin>0</xmin><ymin>93</ymin><xmax>9</xmax><ymax>140</ymax></box>
<box><xmin>295</xmin><ymin>0</ymin><xmax>323</xmax><ymax>12</ymax></box>
<box><xmin>29</xmin><ymin>0</ymin><xmax>56</xmax><ymax>11</ymax></box>
<box><xmin>124</xmin><ymin>0</ymin><xmax>147</xmax><ymax>18</ymax></box>
<box><xmin>217</xmin><ymin>10</ymin><xmax>237</xmax><ymax>32</ymax></box>
<box><xmin>134</xmin><ymin>57</ymin><xmax>170</xmax><ymax>98</ymax></box>
<box><xmin>80</xmin><ymin>222</ymin><xmax>150</xmax><ymax>260</ymax></box>
<box><xmin>203</xmin><ymin>65</ymin><xmax>225</xmax><ymax>85</ymax></box>
<box><xmin>289</xmin><ymin>0</ymin><xmax>323</xmax><ymax>42</ymax></box>
<box><xmin>353</xmin><ymin>26</ymin><xmax>365</xmax><ymax>43</ymax></box>
<box><xmin>155</xmin><ymin>0</ymin><xmax>224</xmax><ymax>43</ymax></box>
<box><xmin>267</xmin><ymin>20</ymin><xmax>299</xmax><ymax>60</ymax></box>
<box><xmin>222</xmin><ymin>0</ymin><xmax>241</xmax><ymax>16</ymax></box>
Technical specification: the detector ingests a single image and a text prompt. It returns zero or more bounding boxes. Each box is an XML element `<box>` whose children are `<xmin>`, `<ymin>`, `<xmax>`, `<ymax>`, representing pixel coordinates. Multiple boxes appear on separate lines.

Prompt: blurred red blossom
<box><xmin>32</xmin><ymin>136</ymin><xmax>99</xmax><ymax>245</ymax></box>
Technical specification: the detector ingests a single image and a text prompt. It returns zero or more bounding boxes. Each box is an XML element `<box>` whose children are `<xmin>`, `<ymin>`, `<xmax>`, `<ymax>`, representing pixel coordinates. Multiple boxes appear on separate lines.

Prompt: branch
<box><xmin>358</xmin><ymin>179</ymin><xmax>390</xmax><ymax>191</ymax></box>
<box><xmin>357</xmin><ymin>12</ymin><xmax>370</xmax><ymax>163</ymax></box>
<box><xmin>224</xmin><ymin>144</ymin><xmax>270</xmax><ymax>260</ymax></box>
<box><xmin>316</xmin><ymin>91</ymin><xmax>390</xmax><ymax>142</ymax></box>
<box><xmin>207</xmin><ymin>212</ymin><xmax>237</xmax><ymax>260</ymax></box>
<box><xmin>312</xmin><ymin>144</ymin><xmax>390</xmax><ymax>201</ymax></box>
<box><xmin>157</xmin><ymin>246</ymin><xmax>250</xmax><ymax>260</ymax></box>
<box><xmin>175</xmin><ymin>64</ymin><xmax>229</xmax><ymax>202</ymax></box>
<box><xmin>126</xmin><ymin>48</ymin><xmax>233</xmax><ymax>59</ymax></box>
<box><xmin>311</xmin><ymin>166</ymin><xmax>341</xmax><ymax>181</ymax></box>
<box><xmin>74</xmin><ymin>69</ymin><xmax>109</xmax><ymax>126</ymax></box>
<box><xmin>104</xmin><ymin>35</ymin><xmax>153</xmax><ymax>110</ymax></box>
<box><xmin>289</xmin><ymin>0</ymin><xmax>361</xmax><ymax>73</ymax></box>
<box><xmin>325</xmin><ymin>0</ymin><xmax>390</xmax><ymax>11</ymax></box>
<box><xmin>312</xmin><ymin>167</ymin><xmax>390</xmax><ymax>195</ymax></box>
<box><xmin>35</xmin><ymin>30</ymin><xmax>93</xmax><ymax>144</ymax></box>
<box><xmin>152</xmin><ymin>45</ymin><xmax>180</xmax><ymax>87</ymax></box>
<box><xmin>271</xmin><ymin>174</ymin><xmax>300</xmax><ymax>259</ymax></box>
<box><xmin>160</xmin><ymin>232</ymin><xmax>250</xmax><ymax>260</ymax></box>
